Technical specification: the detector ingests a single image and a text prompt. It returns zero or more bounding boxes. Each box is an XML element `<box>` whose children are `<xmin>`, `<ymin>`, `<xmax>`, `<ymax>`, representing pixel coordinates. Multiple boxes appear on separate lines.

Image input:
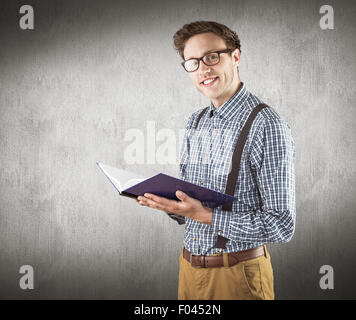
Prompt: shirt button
<box><xmin>218</xmin><ymin>229</ymin><xmax>223</xmax><ymax>234</ymax></box>
<box><xmin>192</xmin><ymin>237</ymin><xmax>196</xmax><ymax>241</ymax></box>
<box><xmin>200</xmin><ymin>181</ymin><xmax>204</xmax><ymax>185</ymax></box>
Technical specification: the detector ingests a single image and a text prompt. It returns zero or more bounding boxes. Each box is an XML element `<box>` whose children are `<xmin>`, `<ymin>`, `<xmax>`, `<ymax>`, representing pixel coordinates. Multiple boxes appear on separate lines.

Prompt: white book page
<box><xmin>122</xmin><ymin>178</ymin><xmax>147</xmax><ymax>190</ymax></box>
<box><xmin>97</xmin><ymin>162</ymin><xmax>147</xmax><ymax>192</ymax></box>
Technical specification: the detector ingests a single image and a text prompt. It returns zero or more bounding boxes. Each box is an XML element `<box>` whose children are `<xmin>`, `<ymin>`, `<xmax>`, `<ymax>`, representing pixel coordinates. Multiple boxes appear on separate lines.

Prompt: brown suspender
<box><xmin>222</xmin><ymin>103</ymin><xmax>268</xmax><ymax>210</ymax></box>
<box><xmin>194</xmin><ymin>106</ymin><xmax>209</xmax><ymax>129</ymax></box>
<box><xmin>194</xmin><ymin>103</ymin><xmax>269</xmax><ymax>211</ymax></box>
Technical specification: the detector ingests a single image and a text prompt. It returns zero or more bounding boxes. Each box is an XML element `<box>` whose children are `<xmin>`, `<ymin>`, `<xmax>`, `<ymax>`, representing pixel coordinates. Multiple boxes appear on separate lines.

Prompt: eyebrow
<box><xmin>184</xmin><ymin>48</ymin><xmax>223</xmax><ymax>61</ymax></box>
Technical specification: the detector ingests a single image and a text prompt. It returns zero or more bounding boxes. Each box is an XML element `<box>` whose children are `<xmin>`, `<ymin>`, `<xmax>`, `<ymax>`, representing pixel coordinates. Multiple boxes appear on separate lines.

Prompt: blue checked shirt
<box><xmin>168</xmin><ymin>82</ymin><xmax>296</xmax><ymax>255</ymax></box>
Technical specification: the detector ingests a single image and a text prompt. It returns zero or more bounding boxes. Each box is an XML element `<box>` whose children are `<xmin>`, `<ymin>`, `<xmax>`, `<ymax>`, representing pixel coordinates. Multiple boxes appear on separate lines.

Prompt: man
<box><xmin>136</xmin><ymin>21</ymin><xmax>296</xmax><ymax>300</ymax></box>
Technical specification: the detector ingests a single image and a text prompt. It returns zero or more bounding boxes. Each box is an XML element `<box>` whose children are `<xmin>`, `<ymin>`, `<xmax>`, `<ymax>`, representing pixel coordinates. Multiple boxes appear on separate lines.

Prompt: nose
<box><xmin>198</xmin><ymin>61</ymin><xmax>211</xmax><ymax>75</ymax></box>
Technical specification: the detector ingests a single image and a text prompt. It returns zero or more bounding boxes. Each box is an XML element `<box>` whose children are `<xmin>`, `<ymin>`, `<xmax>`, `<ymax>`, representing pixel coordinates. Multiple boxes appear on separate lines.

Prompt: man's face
<box><xmin>183</xmin><ymin>32</ymin><xmax>240</xmax><ymax>108</ymax></box>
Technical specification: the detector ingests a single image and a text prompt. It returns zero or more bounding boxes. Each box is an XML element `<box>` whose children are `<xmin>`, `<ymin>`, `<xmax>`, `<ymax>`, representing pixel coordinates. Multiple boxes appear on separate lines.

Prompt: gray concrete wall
<box><xmin>0</xmin><ymin>0</ymin><xmax>355</xmax><ymax>299</ymax></box>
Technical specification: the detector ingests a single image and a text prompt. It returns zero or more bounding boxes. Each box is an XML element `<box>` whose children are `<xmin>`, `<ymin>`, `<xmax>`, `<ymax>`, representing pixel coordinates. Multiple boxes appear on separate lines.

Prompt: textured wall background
<box><xmin>0</xmin><ymin>0</ymin><xmax>355</xmax><ymax>299</ymax></box>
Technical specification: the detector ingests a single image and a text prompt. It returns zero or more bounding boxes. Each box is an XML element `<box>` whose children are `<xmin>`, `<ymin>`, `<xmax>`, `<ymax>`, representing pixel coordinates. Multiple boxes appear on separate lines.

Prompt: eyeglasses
<box><xmin>181</xmin><ymin>49</ymin><xmax>233</xmax><ymax>72</ymax></box>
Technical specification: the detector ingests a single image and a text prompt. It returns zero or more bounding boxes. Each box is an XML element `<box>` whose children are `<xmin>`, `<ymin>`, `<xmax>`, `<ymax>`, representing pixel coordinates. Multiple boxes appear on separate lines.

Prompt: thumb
<box><xmin>176</xmin><ymin>190</ymin><xmax>189</xmax><ymax>201</ymax></box>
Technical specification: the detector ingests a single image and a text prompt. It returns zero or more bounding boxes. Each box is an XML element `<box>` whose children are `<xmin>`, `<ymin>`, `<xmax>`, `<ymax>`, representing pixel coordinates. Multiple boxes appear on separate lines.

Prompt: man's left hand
<box><xmin>136</xmin><ymin>190</ymin><xmax>213</xmax><ymax>225</ymax></box>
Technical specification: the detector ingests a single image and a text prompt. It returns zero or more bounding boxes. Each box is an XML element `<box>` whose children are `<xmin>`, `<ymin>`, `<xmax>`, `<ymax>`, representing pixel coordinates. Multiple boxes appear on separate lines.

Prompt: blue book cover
<box><xmin>97</xmin><ymin>162</ymin><xmax>235</xmax><ymax>208</ymax></box>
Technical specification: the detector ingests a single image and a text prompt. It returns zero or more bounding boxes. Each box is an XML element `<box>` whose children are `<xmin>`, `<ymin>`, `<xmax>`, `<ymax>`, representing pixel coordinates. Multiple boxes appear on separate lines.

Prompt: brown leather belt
<box><xmin>183</xmin><ymin>245</ymin><xmax>266</xmax><ymax>268</ymax></box>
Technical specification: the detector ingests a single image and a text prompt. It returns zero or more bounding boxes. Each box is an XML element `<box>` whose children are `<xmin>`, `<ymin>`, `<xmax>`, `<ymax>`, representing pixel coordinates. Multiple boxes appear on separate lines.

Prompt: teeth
<box><xmin>203</xmin><ymin>78</ymin><xmax>216</xmax><ymax>85</ymax></box>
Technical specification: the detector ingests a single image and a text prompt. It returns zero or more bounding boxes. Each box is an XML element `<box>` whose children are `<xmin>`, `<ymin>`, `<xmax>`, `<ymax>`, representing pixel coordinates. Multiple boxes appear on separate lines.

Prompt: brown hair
<box><xmin>173</xmin><ymin>21</ymin><xmax>241</xmax><ymax>60</ymax></box>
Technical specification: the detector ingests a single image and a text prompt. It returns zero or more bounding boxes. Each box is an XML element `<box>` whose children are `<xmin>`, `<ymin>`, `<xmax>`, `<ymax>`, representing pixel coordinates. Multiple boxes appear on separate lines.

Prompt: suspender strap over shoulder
<box><xmin>192</xmin><ymin>103</ymin><xmax>269</xmax><ymax>212</ymax></box>
<box><xmin>194</xmin><ymin>107</ymin><xmax>209</xmax><ymax>130</ymax></box>
<box><xmin>192</xmin><ymin>102</ymin><xmax>268</xmax><ymax>250</ymax></box>
<box><xmin>222</xmin><ymin>103</ymin><xmax>268</xmax><ymax>211</ymax></box>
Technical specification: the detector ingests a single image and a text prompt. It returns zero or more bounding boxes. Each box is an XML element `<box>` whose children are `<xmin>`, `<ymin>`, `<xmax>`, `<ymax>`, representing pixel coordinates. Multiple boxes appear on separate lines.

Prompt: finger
<box><xmin>137</xmin><ymin>195</ymin><xmax>164</xmax><ymax>210</ymax></box>
<box><xmin>144</xmin><ymin>193</ymin><xmax>179</xmax><ymax>209</ymax></box>
<box><xmin>137</xmin><ymin>197</ymin><xmax>150</xmax><ymax>207</ymax></box>
<box><xmin>141</xmin><ymin>197</ymin><xmax>167</xmax><ymax>211</ymax></box>
<box><xmin>176</xmin><ymin>190</ymin><xmax>202</xmax><ymax>208</ymax></box>
<box><xmin>175</xmin><ymin>190</ymin><xmax>189</xmax><ymax>201</ymax></box>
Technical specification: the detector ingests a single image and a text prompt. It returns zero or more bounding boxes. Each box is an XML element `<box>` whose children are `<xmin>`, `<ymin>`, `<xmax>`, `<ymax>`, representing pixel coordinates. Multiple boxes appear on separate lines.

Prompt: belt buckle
<box><xmin>190</xmin><ymin>253</ymin><xmax>204</xmax><ymax>268</ymax></box>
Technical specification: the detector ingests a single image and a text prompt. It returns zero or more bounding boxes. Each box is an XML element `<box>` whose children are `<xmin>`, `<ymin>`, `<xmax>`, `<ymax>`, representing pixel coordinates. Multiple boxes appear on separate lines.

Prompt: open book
<box><xmin>97</xmin><ymin>162</ymin><xmax>236</xmax><ymax>208</ymax></box>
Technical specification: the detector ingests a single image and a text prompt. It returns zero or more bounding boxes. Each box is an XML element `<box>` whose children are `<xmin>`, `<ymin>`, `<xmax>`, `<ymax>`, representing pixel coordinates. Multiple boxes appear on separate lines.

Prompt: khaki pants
<box><xmin>178</xmin><ymin>245</ymin><xmax>274</xmax><ymax>300</ymax></box>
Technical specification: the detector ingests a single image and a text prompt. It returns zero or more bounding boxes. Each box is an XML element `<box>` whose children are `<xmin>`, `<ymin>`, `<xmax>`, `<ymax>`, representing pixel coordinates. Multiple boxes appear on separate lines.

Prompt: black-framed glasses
<box><xmin>181</xmin><ymin>48</ymin><xmax>233</xmax><ymax>72</ymax></box>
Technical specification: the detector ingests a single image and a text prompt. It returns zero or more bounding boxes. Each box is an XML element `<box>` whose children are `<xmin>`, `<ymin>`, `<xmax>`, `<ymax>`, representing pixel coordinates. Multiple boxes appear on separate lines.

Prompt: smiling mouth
<box><xmin>201</xmin><ymin>77</ymin><xmax>218</xmax><ymax>87</ymax></box>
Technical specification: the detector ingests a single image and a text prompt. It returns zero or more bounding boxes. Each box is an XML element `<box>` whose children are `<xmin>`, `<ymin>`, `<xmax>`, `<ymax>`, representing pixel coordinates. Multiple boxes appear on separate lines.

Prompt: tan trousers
<box><xmin>178</xmin><ymin>245</ymin><xmax>274</xmax><ymax>300</ymax></box>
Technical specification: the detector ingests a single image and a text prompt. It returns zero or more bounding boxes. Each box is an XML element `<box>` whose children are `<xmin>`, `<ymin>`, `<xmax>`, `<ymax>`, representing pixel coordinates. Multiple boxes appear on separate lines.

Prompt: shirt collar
<box><xmin>208</xmin><ymin>82</ymin><xmax>249</xmax><ymax>121</ymax></box>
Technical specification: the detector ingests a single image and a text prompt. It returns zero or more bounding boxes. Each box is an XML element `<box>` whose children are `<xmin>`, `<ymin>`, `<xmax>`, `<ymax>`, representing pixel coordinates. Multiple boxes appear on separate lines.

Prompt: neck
<box><xmin>212</xmin><ymin>78</ymin><xmax>242</xmax><ymax>108</ymax></box>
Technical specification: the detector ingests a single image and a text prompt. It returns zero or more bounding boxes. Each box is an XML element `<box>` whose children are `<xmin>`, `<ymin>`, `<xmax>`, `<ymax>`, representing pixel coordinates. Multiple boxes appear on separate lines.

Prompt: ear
<box><xmin>231</xmin><ymin>48</ymin><xmax>241</xmax><ymax>67</ymax></box>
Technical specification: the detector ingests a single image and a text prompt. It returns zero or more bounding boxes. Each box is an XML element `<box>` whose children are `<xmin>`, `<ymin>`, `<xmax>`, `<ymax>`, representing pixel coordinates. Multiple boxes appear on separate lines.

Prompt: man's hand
<box><xmin>135</xmin><ymin>190</ymin><xmax>213</xmax><ymax>225</ymax></box>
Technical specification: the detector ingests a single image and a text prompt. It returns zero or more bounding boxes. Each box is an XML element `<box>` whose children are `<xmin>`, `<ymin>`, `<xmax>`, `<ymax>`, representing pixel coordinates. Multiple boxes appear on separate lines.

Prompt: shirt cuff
<box><xmin>210</xmin><ymin>207</ymin><xmax>232</xmax><ymax>239</ymax></box>
<box><xmin>166</xmin><ymin>213</ymin><xmax>186</xmax><ymax>225</ymax></box>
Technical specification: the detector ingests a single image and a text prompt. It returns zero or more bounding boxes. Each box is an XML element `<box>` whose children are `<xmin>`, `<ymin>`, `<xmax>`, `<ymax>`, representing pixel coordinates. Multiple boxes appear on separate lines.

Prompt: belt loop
<box><xmin>223</xmin><ymin>253</ymin><xmax>229</xmax><ymax>268</ymax></box>
<box><xmin>263</xmin><ymin>244</ymin><xmax>267</xmax><ymax>258</ymax></box>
